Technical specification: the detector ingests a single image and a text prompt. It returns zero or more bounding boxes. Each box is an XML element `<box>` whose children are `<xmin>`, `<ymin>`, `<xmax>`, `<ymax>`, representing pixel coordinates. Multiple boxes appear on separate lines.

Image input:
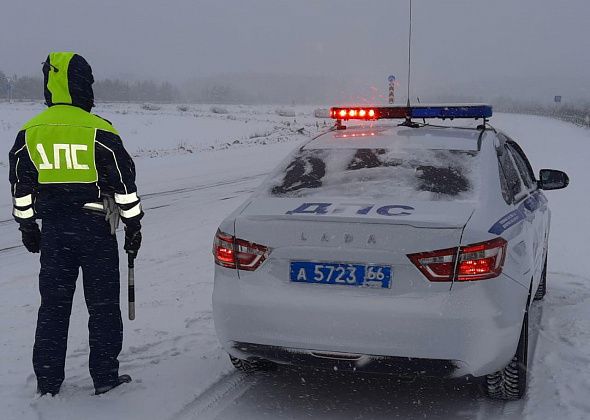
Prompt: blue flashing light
<box><xmin>410</xmin><ymin>104</ymin><xmax>492</xmax><ymax>119</ymax></box>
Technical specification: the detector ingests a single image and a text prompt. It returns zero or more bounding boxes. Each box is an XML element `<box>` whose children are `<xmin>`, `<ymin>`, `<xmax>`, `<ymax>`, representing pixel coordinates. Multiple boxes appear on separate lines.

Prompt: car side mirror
<box><xmin>538</xmin><ymin>169</ymin><xmax>569</xmax><ymax>190</ymax></box>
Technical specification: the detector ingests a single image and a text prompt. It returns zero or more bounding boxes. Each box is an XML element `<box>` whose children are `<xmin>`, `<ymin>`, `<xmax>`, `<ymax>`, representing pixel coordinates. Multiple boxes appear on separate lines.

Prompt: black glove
<box><xmin>19</xmin><ymin>223</ymin><xmax>41</xmax><ymax>253</ymax></box>
<box><xmin>124</xmin><ymin>225</ymin><xmax>142</xmax><ymax>256</ymax></box>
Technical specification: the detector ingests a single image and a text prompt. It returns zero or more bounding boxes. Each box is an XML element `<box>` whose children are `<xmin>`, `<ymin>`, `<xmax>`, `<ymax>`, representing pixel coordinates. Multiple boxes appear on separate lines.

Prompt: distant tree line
<box><xmin>0</xmin><ymin>70</ymin><xmax>345</xmax><ymax>104</ymax></box>
<box><xmin>0</xmin><ymin>69</ymin><xmax>271</xmax><ymax>104</ymax></box>
<box><xmin>0</xmin><ymin>70</ymin><xmax>42</xmax><ymax>100</ymax></box>
<box><xmin>94</xmin><ymin>79</ymin><xmax>180</xmax><ymax>102</ymax></box>
<box><xmin>1</xmin><ymin>68</ymin><xmax>588</xmax><ymax>125</ymax></box>
<box><xmin>0</xmin><ymin>70</ymin><xmax>180</xmax><ymax>103</ymax></box>
<box><xmin>0</xmin><ymin>70</ymin><xmax>281</xmax><ymax>104</ymax></box>
<box><xmin>0</xmin><ymin>70</ymin><xmax>8</xmax><ymax>96</ymax></box>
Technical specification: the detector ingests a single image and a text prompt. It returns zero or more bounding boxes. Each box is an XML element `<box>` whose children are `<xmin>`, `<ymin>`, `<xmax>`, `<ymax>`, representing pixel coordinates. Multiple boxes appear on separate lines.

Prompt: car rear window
<box><xmin>267</xmin><ymin>148</ymin><xmax>480</xmax><ymax>201</ymax></box>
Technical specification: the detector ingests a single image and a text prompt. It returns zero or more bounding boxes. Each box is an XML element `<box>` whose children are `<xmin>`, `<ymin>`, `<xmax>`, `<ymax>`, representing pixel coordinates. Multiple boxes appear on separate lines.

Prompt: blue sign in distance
<box><xmin>388</xmin><ymin>75</ymin><xmax>396</xmax><ymax>83</ymax></box>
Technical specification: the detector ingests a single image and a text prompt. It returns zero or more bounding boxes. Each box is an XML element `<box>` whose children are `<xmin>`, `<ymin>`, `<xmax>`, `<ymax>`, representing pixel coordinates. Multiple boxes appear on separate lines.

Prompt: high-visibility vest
<box><xmin>22</xmin><ymin>105</ymin><xmax>118</xmax><ymax>184</ymax></box>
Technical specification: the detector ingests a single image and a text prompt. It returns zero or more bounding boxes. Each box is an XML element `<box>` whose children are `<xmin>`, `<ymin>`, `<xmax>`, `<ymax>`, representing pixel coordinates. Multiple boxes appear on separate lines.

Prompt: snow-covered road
<box><xmin>1</xmin><ymin>104</ymin><xmax>589</xmax><ymax>420</ymax></box>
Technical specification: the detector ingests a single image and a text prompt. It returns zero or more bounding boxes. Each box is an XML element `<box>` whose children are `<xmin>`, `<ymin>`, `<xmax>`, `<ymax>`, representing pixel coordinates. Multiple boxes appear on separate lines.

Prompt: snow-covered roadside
<box><xmin>0</xmin><ymin>102</ymin><xmax>328</xmax><ymax>248</ymax></box>
<box><xmin>0</xmin><ymin>143</ymin><xmax>305</xmax><ymax>420</ymax></box>
<box><xmin>0</xmin><ymin>103</ymin><xmax>317</xmax><ymax>420</ymax></box>
<box><xmin>0</xmin><ymin>104</ymin><xmax>589</xmax><ymax>419</ymax></box>
<box><xmin>495</xmin><ymin>114</ymin><xmax>590</xmax><ymax>420</ymax></box>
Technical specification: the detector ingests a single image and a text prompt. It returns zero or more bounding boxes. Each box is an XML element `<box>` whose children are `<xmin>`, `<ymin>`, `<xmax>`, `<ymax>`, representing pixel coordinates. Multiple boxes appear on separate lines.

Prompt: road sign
<box><xmin>554</xmin><ymin>96</ymin><xmax>562</xmax><ymax>103</ymax></box>
<box><xmin>388</xmin><ymin>75</ymin><xmax>396</xmax><ymax>104</ymax></box>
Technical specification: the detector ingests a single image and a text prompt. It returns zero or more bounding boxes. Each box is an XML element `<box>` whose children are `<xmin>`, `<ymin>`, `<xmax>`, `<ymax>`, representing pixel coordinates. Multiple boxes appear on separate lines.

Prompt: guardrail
<box><xmin>557</xmin><ymin>114</ymin><xmax>590</xmax><ymax>128</ymax></box>
<box><xmin>483</xmin><ymin>105</ymin><xmax>590</xmax><ymax>129</ymax></box>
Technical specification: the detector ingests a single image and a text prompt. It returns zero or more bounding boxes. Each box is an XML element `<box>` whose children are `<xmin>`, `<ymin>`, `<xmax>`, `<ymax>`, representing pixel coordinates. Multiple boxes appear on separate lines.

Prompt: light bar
<box><xmin>411</xmin><ymin>105</ymin><xmax>492</xmax><ymax>119</ymax></box>
<box><xmin>330</xmin><ymin>104</ymin><xmax>492</xmax><ymax>121</ymax></box>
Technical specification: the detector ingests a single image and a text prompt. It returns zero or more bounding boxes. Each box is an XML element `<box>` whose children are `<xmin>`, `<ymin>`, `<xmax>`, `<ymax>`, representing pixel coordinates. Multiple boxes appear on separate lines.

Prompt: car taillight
<box><xmin>407</xmin><ymin>237</ymin><xmax>507</xmax><ymax>282</ymax></box>
<box><xmin>213</xmin><ymin>230</ymin><xmax>269</xmax><ymax>271</ymax></box>
<box><xmin>214</xmin><ymin>231</ymin><xmax>236</xmax><ymax>268</ymax></box>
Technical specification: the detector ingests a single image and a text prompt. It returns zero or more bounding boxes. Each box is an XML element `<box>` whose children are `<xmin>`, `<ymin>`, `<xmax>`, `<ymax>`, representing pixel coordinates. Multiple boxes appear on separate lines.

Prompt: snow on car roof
<box><xmin>306</xmin><ymin>124</ymin><xmax>483</xmax><ymax>151</ymax></box>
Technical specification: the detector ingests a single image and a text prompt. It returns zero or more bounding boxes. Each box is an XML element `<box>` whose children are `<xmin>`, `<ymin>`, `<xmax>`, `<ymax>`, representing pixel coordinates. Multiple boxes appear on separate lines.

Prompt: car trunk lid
<box><xmin>233</xmin><ymin>198</ymin><xmax>474</xmax><ymax>295</ymax></box>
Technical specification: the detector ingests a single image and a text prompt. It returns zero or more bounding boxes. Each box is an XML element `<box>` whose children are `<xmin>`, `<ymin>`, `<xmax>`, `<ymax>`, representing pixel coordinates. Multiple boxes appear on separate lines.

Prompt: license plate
<box><xmin>290</xmin><ymin>261</ymin><xmax>392</xmax><ymax>289</ymax></box>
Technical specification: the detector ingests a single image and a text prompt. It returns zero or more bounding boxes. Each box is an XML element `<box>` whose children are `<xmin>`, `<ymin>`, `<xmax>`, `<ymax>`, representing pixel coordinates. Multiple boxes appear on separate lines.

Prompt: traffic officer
<box><xmin>8</xmin><ymin>52</ymin><xmax>143</xmax><ymax>396</ymax></box>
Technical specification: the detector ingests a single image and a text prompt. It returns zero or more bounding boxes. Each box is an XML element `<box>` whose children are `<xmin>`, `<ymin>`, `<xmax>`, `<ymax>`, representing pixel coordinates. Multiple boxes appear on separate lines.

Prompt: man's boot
<box><xmin>94</xmin><ymin>374</ymin><xmax>132</xmax><ymax>395</ymax></box>
<box><xmin>36</xmin><ymin>387</ymin><xmax>59</xmax><ymax>397</ymax></box>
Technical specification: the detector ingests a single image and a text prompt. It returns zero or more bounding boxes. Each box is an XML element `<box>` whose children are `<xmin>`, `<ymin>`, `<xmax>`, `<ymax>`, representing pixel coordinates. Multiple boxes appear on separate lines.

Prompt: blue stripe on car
<box><xmin>488</xmin><ymin>190</ymin><xmax>547</xmax><ymax>235</ymax></box>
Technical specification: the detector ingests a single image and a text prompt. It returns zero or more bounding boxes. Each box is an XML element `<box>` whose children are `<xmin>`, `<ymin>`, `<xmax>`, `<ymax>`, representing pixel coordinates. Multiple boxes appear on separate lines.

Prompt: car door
<box><xmin>496</xmin><ymin>135</ymin><xmax>537</xmax><ymax>287</ymax></box>
<box><xmin>506</xmin><ymin>140</ymin><xmax>548</xmax><ymax>286</ymax></box>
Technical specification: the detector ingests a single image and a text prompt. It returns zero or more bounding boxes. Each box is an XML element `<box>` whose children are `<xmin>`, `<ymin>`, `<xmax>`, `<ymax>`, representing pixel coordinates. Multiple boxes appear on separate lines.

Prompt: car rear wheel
<box><xmin>485</xmin><ymin>312</ymin><xmax>528</xmax><ymax>400</ymax></box>
<box><xmin>229</xmin><ymin>355</ymin><xmax>277</xmax><ymax>373</ymax></box>
<box><xmin>534</xmin><ymin>256</ymin><xmax>547</xmax><ymax>301</ymax></box>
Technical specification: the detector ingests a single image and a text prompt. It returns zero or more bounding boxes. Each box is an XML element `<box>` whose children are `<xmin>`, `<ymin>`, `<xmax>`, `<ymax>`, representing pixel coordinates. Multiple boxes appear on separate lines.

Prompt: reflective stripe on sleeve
<box><xmin>115</xmin><ymin>192</ymin><xmax>139</xmax><ymax>205</ymax></box>
<box><xmin>13</xmin><ymin>194</ymin><xmax>33</xmax><ymax>207</ymax></box>
<box><xmin>13</xmin><ymin>207</ymin><xmax>35</xmax><ymax>219</ymax></box>
<box><xmin>119</xmin><ymin>202</ymin><xmax>142</xmax><ymax>218</ymax></box>
<box><xmin>83</xmin><ymin>202</ymin><xmax>105</xmax><ymax>211</ymax></box>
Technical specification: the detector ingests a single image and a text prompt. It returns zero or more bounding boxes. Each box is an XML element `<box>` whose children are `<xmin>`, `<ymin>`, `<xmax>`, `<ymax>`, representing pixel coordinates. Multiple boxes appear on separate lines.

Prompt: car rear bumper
<box><xmin>213</xmin><ymin>268</ymin><xmax>529</xmax><ymax>377</ymax></box>
<box><xmin>231</xmin><ymin>342</ymin><xmax>460</xmax><ymax>377</ymax></box>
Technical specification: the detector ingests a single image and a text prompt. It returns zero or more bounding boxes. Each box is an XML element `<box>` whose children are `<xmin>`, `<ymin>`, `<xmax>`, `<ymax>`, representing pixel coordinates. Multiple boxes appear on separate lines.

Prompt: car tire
<box><xmin>485</xmin><ymin>312</ymin><xmax>528</xmax><ymax>400</ymax></box>
<box><xmin>534</xmin><ymin>256</ymin><xmax>547</xmax><ymax>301</ymax></box>
<box><xmin>229</xmin><ymin>355</ymin><xmax>276</xmax><ymax>373</ymax></box>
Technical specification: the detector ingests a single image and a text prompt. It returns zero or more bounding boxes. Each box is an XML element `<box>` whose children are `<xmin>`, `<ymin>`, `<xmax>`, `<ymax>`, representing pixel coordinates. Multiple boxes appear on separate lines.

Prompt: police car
<box><xmin>212</xmin><ymin>105</ymin><xmax>569</xmax><ymax>400</ymax></box>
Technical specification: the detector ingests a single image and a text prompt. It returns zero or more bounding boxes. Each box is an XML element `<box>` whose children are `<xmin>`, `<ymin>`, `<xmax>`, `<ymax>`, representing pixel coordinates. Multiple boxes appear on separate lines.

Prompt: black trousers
<box><xmin>33</xmin><ymin>212</ymin><xmax>122</xmax><ymax>393</ymax></box>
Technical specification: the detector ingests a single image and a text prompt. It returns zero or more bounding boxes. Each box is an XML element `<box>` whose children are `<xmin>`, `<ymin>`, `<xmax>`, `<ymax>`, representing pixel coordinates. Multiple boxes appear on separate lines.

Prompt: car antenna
<box><xmin>400</xmin><ymin>0</ymin><xmax>419</xmax><ymax>128</ymax></box>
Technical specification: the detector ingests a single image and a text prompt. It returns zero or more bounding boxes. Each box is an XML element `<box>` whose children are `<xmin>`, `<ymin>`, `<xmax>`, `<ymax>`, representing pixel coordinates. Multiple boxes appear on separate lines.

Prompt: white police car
<box><xmin>212</xmin><ymin>105</ymin><xmax>569</xmax><ymax>400</ymax></box>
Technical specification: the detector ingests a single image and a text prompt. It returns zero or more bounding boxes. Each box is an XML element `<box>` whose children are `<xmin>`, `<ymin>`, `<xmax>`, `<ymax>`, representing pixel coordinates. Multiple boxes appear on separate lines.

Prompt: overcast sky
<box><xmin>1</xmin><ymin>0</ymin><xmax>589</xmax><ymax>102</ymax></box>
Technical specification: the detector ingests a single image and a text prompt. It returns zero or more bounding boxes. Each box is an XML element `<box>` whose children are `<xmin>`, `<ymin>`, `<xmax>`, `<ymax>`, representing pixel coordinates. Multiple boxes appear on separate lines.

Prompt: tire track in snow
<box><xmin>174</xmin><ymin>298</ymin><xmax>547</xmax><ymax>420</ymax></box>
<box><xmin>522</xmin><ymin>272</ymin><xmax>590</xmax><ymax>419</ymax></box>
<box><xmin>0</xmin><ymin>174</ymin><xmax>267</xmax><ymax>226</ymax></box>
<box><xmin>472</xmin><ymin>302</ymin><xmax>544</xmax><ymax>420</ymax></box>
<box><xmin>185</xmin><ymin>367</ymin><xmax>524</xmax><ymax>420</ymax></box>
<box><xmin>172</xmin><ymin>371</ymin><xmax>258</xmax><ymax>420</ymax></box>
<box><xmin>140</xmin><ymin>172</ymin><xmax>266</xmax><ymax>200</ymax></box>
<box><xmin>0</xmin><ymin>172</ymin><xmax>267</xmax><ymax>254</ymax></box>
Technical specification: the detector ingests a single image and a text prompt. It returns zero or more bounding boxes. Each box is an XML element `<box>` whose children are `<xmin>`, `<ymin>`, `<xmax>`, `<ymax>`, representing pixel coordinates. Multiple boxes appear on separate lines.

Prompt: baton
<box><xmin>128</xmin><ymin>253</ymin><xmax>136</xmax><ymax>320</ymax></box>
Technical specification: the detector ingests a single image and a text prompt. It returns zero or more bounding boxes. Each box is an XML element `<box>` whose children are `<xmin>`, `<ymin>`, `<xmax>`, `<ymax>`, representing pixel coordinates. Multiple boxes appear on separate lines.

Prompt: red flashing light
<box><xmin>330</xmin><ymin>107</ymin><xmax>407</xmax><ymax>121</ymax></box>
<box><xmin>331</xmin><ymin>107</ymin><xmax>380</xmax><ymax>121</ymax></box>
<box><xmin>407</xmin><ymin>237</ymin><xmax>507</xmax><ymax>282</ymax></box>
